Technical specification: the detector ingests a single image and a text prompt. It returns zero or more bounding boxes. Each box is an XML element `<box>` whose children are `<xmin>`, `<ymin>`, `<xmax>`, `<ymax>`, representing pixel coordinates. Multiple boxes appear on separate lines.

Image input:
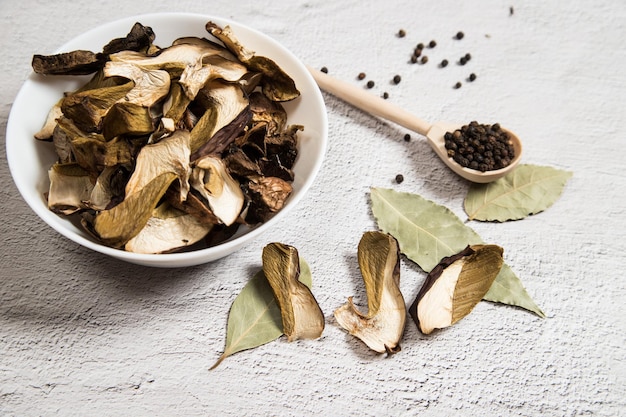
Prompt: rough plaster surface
<box><xmin>1</xmin><ymin>1</ymin><xmax>625</xmax><ymax>416</ymax></box>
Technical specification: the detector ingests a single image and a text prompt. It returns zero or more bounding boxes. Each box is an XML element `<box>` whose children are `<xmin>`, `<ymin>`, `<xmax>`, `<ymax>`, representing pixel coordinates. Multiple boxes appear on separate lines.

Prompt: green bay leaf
<box><xmin>464</xmin><ymin>164</ymin><xmax>573</xmax><ymax>222</ymax></box>
<box><xmin>371</xmin><ymin>187</ymin><xmax>544</xmax><ymax>317</ymax></box>
<box><xmin>485</xmin><ymin>264</ymin><xmax>545</xmax><ymax>318</ymax></box>
<box><xmin>371</xmin><ymin>187</ymin><xmax>482</xmax><ymax>272</ymax></box>
<box><xmin>210</xmin><ymin>259</ymin><xmax>311</xmax><ymax>369</ymax></box>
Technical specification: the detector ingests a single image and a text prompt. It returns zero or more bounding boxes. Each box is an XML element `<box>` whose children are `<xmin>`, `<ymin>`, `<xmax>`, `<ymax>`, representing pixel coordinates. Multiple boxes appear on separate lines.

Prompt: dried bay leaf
<box><xmin>370</xmin><ymin>187</ymin><xmax>544</xmax><ymax>317</ymax></box>
<box><xmin>464</xmin><ymin>164</ymin><xmax>573</xmax><ymax>222</ymax></box>
<box><xmin>210</xmin><ymin>259</ymin><xmax>312</xmax><ymax>369</ymax></box>
<box><xmin>484</xmin><ymin>264</ymin><xmax>545</xmax><ymax>318</ymax></box>
<box><xmin>370</xmin><ymin>187</ymin><xmax>482</xmax><ymax>272</ymax></box>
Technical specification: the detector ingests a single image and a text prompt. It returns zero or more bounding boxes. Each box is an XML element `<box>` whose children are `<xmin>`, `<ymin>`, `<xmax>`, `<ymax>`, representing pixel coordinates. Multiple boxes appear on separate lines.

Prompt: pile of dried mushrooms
<box><xmin>33</xmin><ymin>21</ymin><xmax>303</xmax><ymax>254</ymax></box>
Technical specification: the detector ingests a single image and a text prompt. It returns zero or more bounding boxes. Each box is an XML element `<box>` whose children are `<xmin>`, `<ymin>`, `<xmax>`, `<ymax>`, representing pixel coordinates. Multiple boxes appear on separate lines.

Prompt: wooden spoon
<box><xmin>307</xmin><ymin>67</ymin><xmax>522</xmax><ymax>183</ymax></box>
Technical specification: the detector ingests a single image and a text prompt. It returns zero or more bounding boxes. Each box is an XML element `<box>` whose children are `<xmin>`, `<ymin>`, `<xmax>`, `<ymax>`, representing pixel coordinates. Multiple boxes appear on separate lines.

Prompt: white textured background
<box><xmin>1</xmin><ymin>1</ymin><xmax>625</xmax><ymax>416</ymax></box>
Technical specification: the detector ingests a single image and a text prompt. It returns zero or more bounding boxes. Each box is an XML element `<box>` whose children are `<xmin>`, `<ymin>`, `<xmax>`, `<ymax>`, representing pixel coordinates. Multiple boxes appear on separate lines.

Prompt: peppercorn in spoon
<box><xmin>307</xmin><ymin>67</ymin><xmax>522</xmax><ymax>183</ymax></box>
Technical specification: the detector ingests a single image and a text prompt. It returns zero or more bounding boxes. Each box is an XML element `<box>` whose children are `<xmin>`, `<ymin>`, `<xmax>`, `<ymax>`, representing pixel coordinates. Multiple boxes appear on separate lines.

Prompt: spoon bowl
<box><xmin>308</xmin><ymin>67</ymin><xmax>522</xmax><ymax>183</ymax></box>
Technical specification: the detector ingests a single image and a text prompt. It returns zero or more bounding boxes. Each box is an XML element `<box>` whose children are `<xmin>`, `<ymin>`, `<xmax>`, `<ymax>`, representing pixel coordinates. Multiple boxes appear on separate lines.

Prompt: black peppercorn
<box><xmin>454</xmin><ymin>82</ymin><xmax>462</xmax><ymax>89</ymax></box>
<box><xmin>398</xmin><ymin>29</ymin><xmax>406</xmax><ymax>37</ymax></box>
<box><xmin>395</xmin><ymin>174</ymin><xmax>404</xmax><ymax>184</ymax></box>
<box><xmin>357</xmin><ymin>72</ymin><xmax>366</xmax><ymax>80</ymax></box>
<box><xmin>320</xmin><ymin>66</ymin><xmax>328</xmax><ymax>73</ymax></box>
<box><xmin>383</xmin><ymin>92</ymin><xmax>389</xmax><ymax>99</ymax></box>
<box><xmin>366</xmin><ymin>80</ymin><xmax>375</xmax><ymax>88</ymax></box>
<box><xmin>460</xmin><ymin>57</ymin><xmax>467</xmax><ymax>65</ymax></box>
<box><xmin>421</xmin><ymin>56</ymin><xmax>429</xmax><ymax>64</ymax></box>
<box><xmin>455</xmin><ymin>31</ymin><xmax>464</xmax><ymax>40</ymax></box>
<box><xmin>404</xmin><ymin>133</ymin><xmax>411</xmax><ymax>142</ymax></box>
<box><xmin>410</xmin><ymin>55</ymin><xmax>418</xmax><ymax>63</ymax></box>
<box><xmin>469</xmin><ymin>73</ymin><xmax>477</xmax><ymax>81</ymax></box>
<box><xmin>440</xmin><ymin>59</ymin><xmax>449</xmax><ymax>68</ymax></box>
<box><xmin>444</xmin><ymin>121</ymin><xmax>516</xmax><ymax>171</ymax></box>
<box><xmin>393</xmin><ymin>75</ymin><xmax>401</xmax><ymax>84</ymax></box>
<box><xmin>429</xmin><ymin>40</ymin><xmax>437</xmax><ymax>48</ymax></box>
<box><xmin>416</xmin><ymin>42</ymin><xmax>424</xmax><ymax>50</ymax></box>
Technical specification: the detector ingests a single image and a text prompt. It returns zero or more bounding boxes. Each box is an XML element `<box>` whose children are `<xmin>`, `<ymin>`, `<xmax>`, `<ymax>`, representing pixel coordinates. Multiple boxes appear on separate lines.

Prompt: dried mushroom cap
<box><xmin>93</xmin><ymin>172</ymin><xmax>178</xmax><ymax>247</ymax></box>
<box><xmin>189</xmin><ymin>80</ymin><xmax>251</xmax><ymax>160</ymax></box>
<box><xmin>334</xmin><ymin>232</ymin><xmax>406</xmax><ymax>354</ymax></box>
<box><xmin>248</xmin><ymin>176</ymin><xmax>292</xmax><ymax>214</ymax></box>
<box><xmin>47</xmin><ymin>163</ymin><xmax>94</xmax><ymax>215</ymax></box>
<box><xmin>109</xmin><ymin>42</ymin><xmax>248</xmax><ymax>100</ymax></box>
<box><xmin>102</xmin><ymin>22</ymin><xmax>156</xmax><ymax>55</ymax></box>
<box><xmin>125</xmin><ymin>130</ymin><xmax>191</xmax><ymax>202</ymax></box>
<box><xmin>103</xmin><ymin>62</ymin><xmax>171</xmax><ymax>107</ymax></box>
<box><xmin>55</xmin><ymin>116</ymin><xmax>139</xmax><ymax>173</ymax></box>
<box><xmin>61</xmin><ymin>80</ymin><xmax>135</xmax><ymax>133</ymax></box>
<box><xmin>205</xmin><ymin>22</ymin><xmax>300</xmax><ymax>102</ymax></box>
<box><xmin>409</xmin><ymin>244</ymin><xmax>504</xmax><ymax>335</ymax></box>
<box><xmin>89</xmin><ymin>165</ymin><xmax>130</xmax><ymax>210</ymax></box>
<box><xmin>191</xmin><ymin>155</ymin><xmax>244</xmax><ymax>226</ymax></box>
<box><xmin>35</xmin><ymin>101</ymin><xmax>63</xmax><ymax>141</ymax></box>
<box><xmin>124</xmin><ymin>203</ymin><xmax>211</xmax><ymax>254</ymax></box>
<box><xmin>262</xmin><ymin>243</ymin><xmax>325</xmax><ymax>341</ymax></box>
<box><xmin>32</xmin><ymin>50</ymin><xmax>106</xmax><ymax>75</ymax></box>
<box><xmin>249</xmin><ymin>92</ymin><xmax>288</xmax><ymax>135</ymax></box>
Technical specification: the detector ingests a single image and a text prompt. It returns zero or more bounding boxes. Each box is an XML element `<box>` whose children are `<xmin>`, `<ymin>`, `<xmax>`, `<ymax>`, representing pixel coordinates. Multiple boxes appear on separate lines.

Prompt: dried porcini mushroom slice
<box><xmin>60</xmin><ymin>81</ymin><xmax>135</xmax><ymax>133</ymax></box>
<box><xmin>246</xmin><ymin>176</ymin><xmax>292</xmax><ymax>222</ymax></box>
<box><xmin>47</xmin><ymin>163</ymin><xmax>94</xmax><ymax>215</ymax></box>
<box><xmin>124</xmin><ymin>130</ymin><xmax>191</xmax><ymax>202</ymax></box>
<box><xmin>262</xmin><ymin>243</ymin><xmax>325</xmax><ymax>341</ymax></box>
<box><xmin>190</xmin><ymin>155</ymin><xmax>244</xmax><ymax>226</ymax></box>
<box><xmin>205</xmin><ymin>22</ymin><xmax>300</xmax><ymax>102</ymax></box>
<box><xmin>102</xmin><ymin>22</ymin><xmax>156</xmax><ymax>55</ymax></box>
<box><xmin>92</xmin><ymin>172</ymin><xmax>178</xmax><ymax>248</ymax></box>
<box><xmin>409</xmin><ymin>244</ymin><xmax>504</xmax><ymax>335</ymax></box>
<box><xmin>189</xmin><ymin>80</ymin><xmax>251</xmax><ymax>160</ymax></box>
<box><xmin>32</xmin><ymin>50</ymin><xmax>107</xmax><ymax>75</ymax></box>
<box><xmin>334</xmin><ymin>232</ymin><xmax>406</xmax><ymax>354</ymax></box>
<box><xmin>124</xmin><ymin>202</ymin><xmax>211</xmax><ymax>254</ymax></box>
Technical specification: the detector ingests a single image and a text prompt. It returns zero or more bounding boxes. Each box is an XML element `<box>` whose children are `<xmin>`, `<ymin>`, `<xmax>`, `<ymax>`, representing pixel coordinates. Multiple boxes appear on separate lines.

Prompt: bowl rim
<box><xmin>6</xmin><ymin>12</ymin><xmax>328</xmax><ymax>267</ymax></box>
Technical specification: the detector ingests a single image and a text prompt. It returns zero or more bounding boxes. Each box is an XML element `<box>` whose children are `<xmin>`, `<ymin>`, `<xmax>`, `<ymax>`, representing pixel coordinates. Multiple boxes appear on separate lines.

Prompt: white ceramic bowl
<box><xmin>6</xmin><ymin>13</ymin><xmax>328</xmax><ymax>268</ymax></box>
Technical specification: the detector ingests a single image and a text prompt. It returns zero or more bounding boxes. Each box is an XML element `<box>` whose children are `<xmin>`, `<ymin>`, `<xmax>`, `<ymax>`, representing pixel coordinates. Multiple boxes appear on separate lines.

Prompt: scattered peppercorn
<box><xmin>460</xmin><ymin>56</ymin><xmax>468</xmax><ymax>65</ymax></box>
<box><xmin>357</xmin><ymin>72</ymin><xmax>366</xmax><ymax>80</ymax></box>
<box><xmin>421</xmin><ymin>56</ymin><xmax>429</xmax><ymax>64</ymax></box>
<box><xmin>366</xmin><ymin>80</ymin><xmax>375</xmax><ymax>88</ymax></box>
<box><xmin>410</xmin><ymin>55</ymin><xmax>418</xmax><ymax>63</ymax></box>
<box><xmin>429</xmin><ymin>40</ymin><xmax>437</xmax><ymax>48</ymax></box>
<box><xmin>510</xmin><ymin>6</ymin><xmax>514</xmax><ymax>15</ymax></box>
<box><xmin>454</xmin><ymin>82</ymin><xmax>462</xmax><ymax>89</ymax></box>
<box><xmin>444</xmin><ymin>121</ymin><xmax>515</xmax><ymax>171</ymax></box>
<box><xmin>404</xmin><ymin>133</ymin><xmax>411</xmax><ymax>142</ymax></box>
<box><xmin>383</xmin><ymin>92</ymin><xmax>389</xmax><ymax>99</ymax></box>
<box><xmin>416</xmin><ymin>42</ymin><xmax>424</xmax><ymax>50</ymax></box>
<box><xmin>413</xmin><ymin>48</ymin><xmax>422</xmax><ymax>58</ymax></box>
<box><xmin>395</xmin><ymin>174</ymin><xmax>404</xmax><ymax>184</ymax></box>
<box><xmin>469</xmin><ymin>73</ymin><xmax>477</xmax><ymax>81</ymax></box>
<box><xmin>393</xmin><ymin>75</ymin><xmax>402</xmax><ymax>84</ymax></box>
<box><xmin>455</xmin><ymin>31</ymin><xmax>465</xmax><ymax>40</ymax></box>
<box><xmin>440</xmin><ymin>59</ymin><xmax>449</xmax><ymax>68</ymax></box>
<box><xmin>398</xmin><ymin>29</ymin><xmax>406</xmax><ymax>37</ymax></box>
<box><xmin>320</xmin><ymin>66</ymin><xmax>328</xmax><ymax>73</ymax></box>
<box><xmin>465</xmin><ymin>53</ymin><xmax>472</xmax><ymax>61</ymax></box>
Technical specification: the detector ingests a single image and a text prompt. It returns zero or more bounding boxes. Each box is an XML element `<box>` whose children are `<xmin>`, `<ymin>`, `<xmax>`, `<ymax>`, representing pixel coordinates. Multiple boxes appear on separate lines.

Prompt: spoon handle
<box><xmin>307</xmin><ymin>67</ymin><xmax>432</xmax><ymax>136</ymax></box>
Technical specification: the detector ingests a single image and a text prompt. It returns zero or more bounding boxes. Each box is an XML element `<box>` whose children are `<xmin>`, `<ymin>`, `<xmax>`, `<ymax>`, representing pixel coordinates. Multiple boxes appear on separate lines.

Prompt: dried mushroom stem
<box><xmin>262</xmin><ymin>243</ymin><xmax>325</xmax><ymax>341</ymax></box>
<box><xmin>409</xmin><ymin>244</ymin><xmax>504</xmax><ymax>335</ymax></box>
<box><xmin>334</xmin><ymin>232</ymin><xmax>406</xmax><ymax>354</ymax></box>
